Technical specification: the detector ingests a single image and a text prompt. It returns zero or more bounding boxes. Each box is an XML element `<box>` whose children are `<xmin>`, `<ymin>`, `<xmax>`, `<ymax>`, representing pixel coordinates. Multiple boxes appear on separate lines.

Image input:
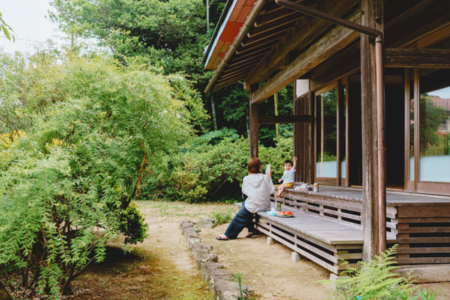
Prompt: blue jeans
<box><xmin>225</xmin><ymin>202</ymin><xmax>257</xmax><ymax>239</ymax></box>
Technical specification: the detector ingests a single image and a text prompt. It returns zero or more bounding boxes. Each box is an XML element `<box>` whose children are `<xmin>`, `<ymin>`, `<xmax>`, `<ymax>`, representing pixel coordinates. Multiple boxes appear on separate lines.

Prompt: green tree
<box><xmin>418</xmin><ymin>94</ymin><xmax>448</xmax><ymax>155</ymax></box>
<box><xmin>49</xmin><ymin>0</ymin><xmax>295</xmax><ymax>138</ymax></box>
<box><xmin>0</xmin><ymin>12</ymin><xmax>15</xmax><ymax>42</ymax></box>
<box><xmin>0</xmin><ymin>52</ymin><xmax>205</xmax><ymax>297</ymax></box>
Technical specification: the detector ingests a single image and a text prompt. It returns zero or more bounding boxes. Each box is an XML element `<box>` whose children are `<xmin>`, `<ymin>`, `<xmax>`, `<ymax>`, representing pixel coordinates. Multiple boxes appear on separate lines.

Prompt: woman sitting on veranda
<box><xmin>216</xmin><ymin>157</ymin><xmax>274</xmax><ymax>241</ymax></box>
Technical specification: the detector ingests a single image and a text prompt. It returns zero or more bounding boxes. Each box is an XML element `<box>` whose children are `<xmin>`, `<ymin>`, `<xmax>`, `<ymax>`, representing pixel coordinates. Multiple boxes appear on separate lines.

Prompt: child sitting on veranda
<box><xmin>275</xmin><ymin>156</ymin><xmax>297</xmax><ymax>198</ymax></box>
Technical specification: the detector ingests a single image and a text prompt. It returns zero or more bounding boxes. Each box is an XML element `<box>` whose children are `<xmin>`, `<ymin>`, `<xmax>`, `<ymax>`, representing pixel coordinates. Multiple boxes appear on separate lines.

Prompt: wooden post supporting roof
<box><xmin>361</xmin><ymin>0</ymin><xmax>384</xmax><ymax>260</ymax></box>
<box><xmin>249</xmin><ymin>84</ymin><xmax>259</xmax><ymax>158</ymax></box>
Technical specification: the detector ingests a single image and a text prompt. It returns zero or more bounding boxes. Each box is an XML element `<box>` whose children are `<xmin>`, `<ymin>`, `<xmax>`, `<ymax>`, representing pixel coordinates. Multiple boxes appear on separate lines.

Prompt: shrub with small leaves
<box><xmin>0</xmin><ymin>52</ymin><xmax>205</xmax><ymax>298</ymax></box>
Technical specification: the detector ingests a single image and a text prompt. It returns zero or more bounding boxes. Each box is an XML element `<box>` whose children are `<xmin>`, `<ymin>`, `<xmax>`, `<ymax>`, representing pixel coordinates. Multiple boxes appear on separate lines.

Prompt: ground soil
<box><xmin>135</xmin><ymin>201</ymin><xmax>332</xmax><ymax>300</ymax></box>
<box><xmin>44</xmin><ymin>200</ymin><xmax>450</xmax><ymax>299</ymax></box>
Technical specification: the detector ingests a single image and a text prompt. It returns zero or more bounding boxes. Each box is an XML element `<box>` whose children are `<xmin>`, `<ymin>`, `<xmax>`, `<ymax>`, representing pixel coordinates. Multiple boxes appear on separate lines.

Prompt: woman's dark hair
<box><xmin>283</xmin><ymin>160</ymin><xmax>293</xmax><ymax>167</ymax></box>
<box><xmin>248</xmin><ymin>157</ymin><xmax>261</xmax><ymax>174</ymax></box>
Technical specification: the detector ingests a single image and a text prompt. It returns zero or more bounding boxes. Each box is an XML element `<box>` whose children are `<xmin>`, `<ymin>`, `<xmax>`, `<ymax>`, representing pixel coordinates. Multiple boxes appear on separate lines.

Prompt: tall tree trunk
<box><xmin>211</xmin><ymin>95</ymin><xmax>218</xmax><ymax>131</ymax></box>
<box><xmin>274</xmin><ymin>92</ymin><xmax>279</xmax><ymax>137</ymax></box>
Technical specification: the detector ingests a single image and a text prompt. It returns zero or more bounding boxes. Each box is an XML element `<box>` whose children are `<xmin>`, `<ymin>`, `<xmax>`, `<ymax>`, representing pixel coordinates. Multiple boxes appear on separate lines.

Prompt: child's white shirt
<box><xmin>282</xmin><ymin>168</ymin><xmax>296</xmax><ymax>184</ymax></box>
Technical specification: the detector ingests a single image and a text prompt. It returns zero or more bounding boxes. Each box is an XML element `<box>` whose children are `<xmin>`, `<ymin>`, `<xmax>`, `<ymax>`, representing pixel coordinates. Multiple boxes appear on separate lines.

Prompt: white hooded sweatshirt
<box><xmin>242</xmin><ymin>173</ymin><xmax>275</xmax><ymax>214</ymax></box>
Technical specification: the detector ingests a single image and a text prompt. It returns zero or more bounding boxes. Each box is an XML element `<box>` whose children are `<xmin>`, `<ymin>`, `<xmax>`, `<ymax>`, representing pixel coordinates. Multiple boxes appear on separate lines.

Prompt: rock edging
<box><xmin>179</xmin><ymin>220</ymin><xmax>254</xmax><ymax>300</ymax></box>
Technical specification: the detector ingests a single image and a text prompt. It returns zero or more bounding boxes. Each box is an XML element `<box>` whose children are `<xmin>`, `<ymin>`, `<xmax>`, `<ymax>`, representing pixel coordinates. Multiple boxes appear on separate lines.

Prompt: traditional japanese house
<box><xmin>203</xmin><ymin>0</ymin><xmax>450</xmax><ymax>282</ymax></box>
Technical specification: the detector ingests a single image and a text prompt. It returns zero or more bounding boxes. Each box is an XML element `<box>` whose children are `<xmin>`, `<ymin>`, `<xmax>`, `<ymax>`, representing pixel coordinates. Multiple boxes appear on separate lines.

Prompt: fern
<box><xmin>331</xmin><ymin>245</ymin><xmax>417</xmax><ymax>300</ymax></box>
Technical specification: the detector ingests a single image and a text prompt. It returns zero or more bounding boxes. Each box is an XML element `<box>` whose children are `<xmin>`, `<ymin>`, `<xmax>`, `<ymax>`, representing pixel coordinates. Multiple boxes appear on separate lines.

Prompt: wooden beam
<box><xmin>361</xmin><ymin>0</ymin><xmax>384</xmax><ymax>261</ymax></box>
<box><xmin>229</xmin><ymin>53</ymin><xmax>266</xmax><ymax>65</ymax></box>
<box><xmin>241</xmin><ymin>33</ymin><xmax>283</xmax><ymax>48</ymax></box>
<box><xmin>250</xmin><ymin>10</ymin><xmax>360</xmax><ymax>104</ymax></box>
<box><xmin>244</xmin><ymin>0</ymin><xmax>359</xmax><ymax>88</ymax></box>
<box><xmin>248</xmin><ymin>15</ymin><xmax>303</xmax><ymax>38</ymax></box>
<box><xmin>259</xmin><ymin>115</ymin><xmax>311</xmax><ymax>124</ymax></box>
<box><xmin>385</xmin><ymin>0</ymin><xmax>450</xmax><ymax>48</ymax></box>
<box><xmin>249</xmin><ymin>84</ymin><xmax>259</xmax><ymax>158</ymax></box>
<box><xmin>385</xmin><ymin>48</ymin><xmax>450</xmax><ymax>68</ymax></box>
<box><xmin>254</xmin><ymin>8</ymin><xmax>299</xmax><ymax>27</ymax></box>
<box><xmin>235</xmin><ymin>40</ymin><xmax>279</xmax><ymax>55</ymax></box>
<box><xmin>309</xmin><ymin>41</ymin><xmax>360</xmax><ymax>92</ymax></box>
<box><xmin>407</xmin><ymin>24</ymin><xmax>450</xmax><ymax>49</ymax></box>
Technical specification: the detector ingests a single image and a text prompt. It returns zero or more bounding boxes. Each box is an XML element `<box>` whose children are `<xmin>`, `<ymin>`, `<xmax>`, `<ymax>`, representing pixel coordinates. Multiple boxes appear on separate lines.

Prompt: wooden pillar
<box><xmin>293</xmin><ymin>96</ymin><xmax>302</xmax><ymax>182</ymax></box>
<box><xmin>308</xmin><ymin>91</ymin><xmax>315</xmax><ymax>185</ymax></box>
<box><xmin>361</xmin><ymin>0</ymin><xmax>384</xmax><ymax>260</ymax></box>
<box><xmin>249</xmin><ymin>84</ymin><xmax>259</xmax><ymax>158</ymax></box>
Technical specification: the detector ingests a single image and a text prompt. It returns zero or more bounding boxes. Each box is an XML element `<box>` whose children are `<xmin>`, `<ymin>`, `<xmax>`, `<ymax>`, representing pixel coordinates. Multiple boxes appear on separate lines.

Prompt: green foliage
<box><xmin>418</xmin><ymin>94</ymin><xmax>448</xmax><ymax>155</ymax></box>
<box><xmin>259</xmin><ymin>137</ymin><xmax>294</xmax><ymax>181</ymax></box>
<box><xmin>120</xmin><ymin>202</ymin><xmax>149</xmax><ymax>244</ymax></box>
<box><xmin>329</xmin><ymin>245</ymin><xmax>442</xmax><ymax>300</ymax></box>
<box><xmin>232</xmin><ymin>273</ymin><xmax>253</xmax><ymax>300</ymax></box>
<box><xmin>209</xmin><ymin>209</ymin><xmax>234</xmax><ymax>226</ymax></box>
<box><xmin>417</xmin><ymin>288</ymin><xmax>442</xmax><ymax>300</ymax></box>
<box><xmin>152</xmin><ymin>136</ymin><xmax>249</xmax><ymax>203</ymax></box>
<box><xmin>0</xmin><ymin>51</ymin><xmax>204</xmax><ymax>298</ymax></box>
<box><xmin>49</xmin><ymin>0</ymin><xmax>295</xmax><ymax>139</ymax></box>
<box><xmin>144</xmin><ymin>133</ymin><xmax>293</xmax><ymax>203</ymax></box>
<box><xmin>191</xmin><ymin>127</ymin><xmax>239</xmax><ymax>146</ymax></box>
<box><xmin>0</xmin><ymin>12</ymin><xmax>15</xmax><ymax>42</ymax></box>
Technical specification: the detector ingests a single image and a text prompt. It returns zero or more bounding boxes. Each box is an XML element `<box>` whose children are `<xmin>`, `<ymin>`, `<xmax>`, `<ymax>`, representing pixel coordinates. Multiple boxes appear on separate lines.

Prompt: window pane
<box><xmin>419</xmin><ymin>69</ymin><xmax>450</xmax><ymax>182</ymax></box>
<box><xmin>410</xmin><ymin>69</ymin><xmax>414</xmax><ymax>181</ymax></box>
<box><xmin>341</xmin><ymin>85</ymin><xmax>347</xmax><ymax>179</ymax></box>
<box><xmin>316</xmin><ymin>88</ymin><xmax>337</xmax><ymax>178</ymax></box>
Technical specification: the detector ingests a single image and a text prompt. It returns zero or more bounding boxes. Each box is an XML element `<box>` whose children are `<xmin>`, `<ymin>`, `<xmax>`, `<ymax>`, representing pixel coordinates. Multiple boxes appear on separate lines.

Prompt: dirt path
<box><xmin>137</xmin><ymin>200</ymin><xmax>331</xmax><ymax>300</ymax></box>
<box><xmin>71</xmin><ymin>200</ymin><xmax>450</xmax><ymax>300</ymax></box>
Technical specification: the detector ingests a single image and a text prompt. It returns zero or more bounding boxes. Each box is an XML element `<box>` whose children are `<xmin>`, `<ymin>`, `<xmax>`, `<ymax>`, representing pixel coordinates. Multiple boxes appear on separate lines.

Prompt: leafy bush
<box><xmin>144</xmin><ymin>132</ymin><xmax>294</xmax><ymax>203</ymax></box>
<box><xmin>210</xmin><ymin>209</ymin><xmax>234</xmax><ymax>225</ymax></box>
<box><xmin>0</xmin><ymin>52</ymin><xmax>204</xmax><ymax>298</ymax></box>
<box><xmin>120</xmin><ymin>202</ymin><xmax>149</xmax><ymax>244</ymax></box>
<box><xmin>330</xmin><ymin>245</ymin><xmax>441</xmax><ymax>300</ymax></box>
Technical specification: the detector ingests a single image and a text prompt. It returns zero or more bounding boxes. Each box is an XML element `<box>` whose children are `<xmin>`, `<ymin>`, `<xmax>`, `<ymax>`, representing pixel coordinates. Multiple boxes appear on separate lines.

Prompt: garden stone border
<box><xmin>179</xmin><ymin>220</ymin><xmax>254</xmax><ymax>300</ymax></box>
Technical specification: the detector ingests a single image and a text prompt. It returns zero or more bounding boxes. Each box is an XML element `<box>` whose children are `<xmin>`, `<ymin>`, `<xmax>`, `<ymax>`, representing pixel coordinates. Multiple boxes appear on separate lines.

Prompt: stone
<box><xmin>192</xmin><ymin>243</ymin><xmax>213</xmax><ymax>252</ymax></box>
<box><xmin>179</xmin><ymin>220</ymin><xmax>195</xmax><ymax>230</ymax></box>
<box><xmin>291</xmin><ymin>252</ymin><xmax>300</xmax><ymax>262</ymax></box>
<box><xmin>187</xmin><ymin>237</ymin><xmax>201</xmax><ymax>249</ymax></box>
<box><xmin>214</xmin><ymin>280</ymin><xmax>254</xmax><ymax>300</ymax></box>
<box><xmin>196</xmin><ymin>219</ymin><xmax>217</xmax><ymax>229</ymax></box>
<box><xmin>179</xmin><ymin>220</ymin><xmax>190</xmax><ymax>228</ymax></box>
<box><xmin>201</xmin><ymin>262</ymin><xmax>224</xmax><ymax>281</ymax></box>
<box><xmin>187</xmin><ymin>232</ymin><xmax>200</xmax><ymax>240</ymax></box>
<box><xmin>181</xmin><ymin>222</ymin><xmax>195</xmax><ymax>230</ymax></box>
<box><xmin>208</xmin><ymin>269</ymin><xmax>232</xmax><ymax>291</ymax></box>
<box><xmin>197</xmin><ymin>253</ymin><xmax>218</xmax><ymax>269</ymax></box>
<box><xmin>193</xmin><ymin>248</ymin><xmax>210</xmax><ymax>261</ymax></box>
<box><xmin>182</xmin><ymin>226</ymin><xmax>200</xmax><ymax>238</ymax></box>
<box><xmin>267</xmin><ymin>237</ymin><xmax>274</xmax><ymax>245</ymax></box>
<box><xmin>192</xmin><ymin>243</ymin><xmax>213</xmax><ymax>260</ymax></box>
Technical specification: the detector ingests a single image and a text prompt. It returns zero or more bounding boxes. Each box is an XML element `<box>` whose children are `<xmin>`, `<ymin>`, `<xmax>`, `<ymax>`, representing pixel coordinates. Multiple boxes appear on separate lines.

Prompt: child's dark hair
<box><xmin>283</xmin><ymin>160</ymin><xmax>293</xmax><ymax>166</ymax></box>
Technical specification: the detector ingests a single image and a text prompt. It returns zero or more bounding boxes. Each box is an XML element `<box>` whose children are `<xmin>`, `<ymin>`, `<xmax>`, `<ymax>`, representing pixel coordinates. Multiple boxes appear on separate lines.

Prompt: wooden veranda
<box><xmin>204</xmin><ymin>0</ymin><xmax>450</xmax><ymax>281</ymax></box>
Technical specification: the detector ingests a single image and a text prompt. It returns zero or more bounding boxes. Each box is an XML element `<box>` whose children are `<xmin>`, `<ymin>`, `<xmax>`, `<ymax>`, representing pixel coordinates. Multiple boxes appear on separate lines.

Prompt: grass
<box><xmin>70</xmin><ymin>246</ymin><xmax>214</xmax><ymax>300</ymax></box>
<box><xmin>210</xmin><ymin>209</ymin><xmax>234</xmax><ymax>225</ymax></box>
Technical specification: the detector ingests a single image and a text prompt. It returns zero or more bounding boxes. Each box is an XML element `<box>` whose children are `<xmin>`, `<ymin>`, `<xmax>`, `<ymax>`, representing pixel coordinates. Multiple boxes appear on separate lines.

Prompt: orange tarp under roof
<box><xmin>203</xmin><ymin>0</ymin><xmax>257</xmax><ymax>70</ymax></box>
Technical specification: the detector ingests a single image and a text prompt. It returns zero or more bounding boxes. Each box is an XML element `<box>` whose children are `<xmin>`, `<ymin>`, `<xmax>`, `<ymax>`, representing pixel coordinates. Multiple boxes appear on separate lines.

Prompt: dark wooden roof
<box><xmin>206</xmin><ymin>0</ymin><xmax>318</xmax><ymax>92</ymax></box>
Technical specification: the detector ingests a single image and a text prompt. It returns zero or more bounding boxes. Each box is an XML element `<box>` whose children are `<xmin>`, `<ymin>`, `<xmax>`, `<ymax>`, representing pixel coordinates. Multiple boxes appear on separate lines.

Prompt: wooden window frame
<box><xmin>314</xmin><ymin>80</ymin><xmax>348</xmax><ymax>186</ymax></box>
<box><xmin>404</xmin><ymin>67</ymin><xmax>450</xmax><ymax>196</ymax></box>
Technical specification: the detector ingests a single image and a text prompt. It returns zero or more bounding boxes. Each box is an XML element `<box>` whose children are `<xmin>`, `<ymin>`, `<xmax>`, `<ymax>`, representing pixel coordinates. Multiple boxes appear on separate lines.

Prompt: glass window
<box><xmin>410</xmin><ymin>69</ymin><xmax>415</xmax><ymax>181</ymax></box>
<box><xmin>316</xmin><ymin>88</ymin><xmax>338</xmax><ymax>178</ymax></box>
<box><xmin>341</xmin><ymin>85</ymin><xmax>347</xmax><ymax>179</ymax></box>
<box><xmin>419</xmin><ymin>69</ymin><xmax>450</xmax><ymax>182</ymax></box>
